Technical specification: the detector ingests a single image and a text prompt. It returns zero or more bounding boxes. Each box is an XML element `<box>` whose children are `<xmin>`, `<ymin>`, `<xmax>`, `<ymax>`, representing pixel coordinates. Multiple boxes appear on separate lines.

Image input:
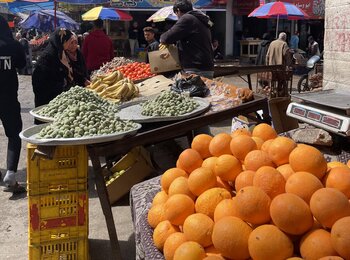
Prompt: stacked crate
<box><xmin>27</xmin><ymin>144</ymin><xmax>89</xmax><ymax>260</ymax></box>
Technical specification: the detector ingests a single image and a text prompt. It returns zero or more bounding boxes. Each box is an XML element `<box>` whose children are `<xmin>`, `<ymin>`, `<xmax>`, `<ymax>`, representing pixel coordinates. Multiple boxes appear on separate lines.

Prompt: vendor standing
<box><xmin>143</xmin><ymin>27</ymin><xmax>159</xmax><ymax>63</ymax></box>
<box><xmin>32</xmin><ymin>28</ymin><xmax>89</xmax><ymax>109</ymax></box>
<box><xmin>159</xmin><ymin>0</ymin><xmax>214</xmax><ymax>79</ymax></box>
<box><xmin>0</xmin><ymin>16</ymin><xmax>26</xmax><ymax>193</ymax></box>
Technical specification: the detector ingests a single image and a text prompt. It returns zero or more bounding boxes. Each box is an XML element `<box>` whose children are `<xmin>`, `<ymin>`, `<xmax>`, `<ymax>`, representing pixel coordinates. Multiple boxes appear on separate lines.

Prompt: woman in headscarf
<box><xmin>32</xmin><ymin>28</ymin><xmax>89</xmax><ymax>109</ymax></box>
<box><xmin>0</xmin><ymin>15</ymin><xmax>26</xmax><ymax>193</ymax></box>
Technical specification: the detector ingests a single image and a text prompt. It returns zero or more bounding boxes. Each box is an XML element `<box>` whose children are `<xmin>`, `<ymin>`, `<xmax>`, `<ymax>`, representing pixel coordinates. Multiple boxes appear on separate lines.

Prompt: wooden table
<box><xmin>214</xmin><ymin>64</ymin><xmax>284</xmax><ymax>90</ymax></box>
<box><xmin>239</xmin><ymin>40</ymin><xmax>262</xmax><ymax>58</ymax></box>
<box><xmin>86</xmin><ymin>94</ymin><xmax>271</xmax><ymax>259</ymax></box>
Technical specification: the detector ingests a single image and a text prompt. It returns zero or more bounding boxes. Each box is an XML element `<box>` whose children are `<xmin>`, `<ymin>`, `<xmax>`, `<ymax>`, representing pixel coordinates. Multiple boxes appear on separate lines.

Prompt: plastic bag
<box><xmin>170</xmin><ymin>75</ymin><xmax>209</xmax><ymax>97</ymax></box>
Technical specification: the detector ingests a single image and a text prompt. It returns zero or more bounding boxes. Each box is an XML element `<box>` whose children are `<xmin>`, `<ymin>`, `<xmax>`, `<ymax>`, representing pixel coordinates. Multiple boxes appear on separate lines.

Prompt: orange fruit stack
<box><xmin>146</xmin><ymin>124</ymin><xmax>350</xmax><ymax>260</ymax></box>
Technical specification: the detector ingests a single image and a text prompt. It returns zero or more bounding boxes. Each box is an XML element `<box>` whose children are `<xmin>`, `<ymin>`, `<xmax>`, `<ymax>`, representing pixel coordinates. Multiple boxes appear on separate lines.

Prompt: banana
<box><xmin>111</xmin><ymin>83</ymin><xmax>129</xmax><ymax>99</ymax></box>
<box><xmin>106</xmin><ymin>80</ymin><xmax>124</xmax><ymax>92</ymax></box>
<box><xmin>103</xmin><ymin>71</ymin><xmax>118</xmax><ymax>82</ymax></box>
<box><xmin>88</xmin><ymin>79</ymin><xmax>101</xmax><ymax>90</ymax></box>
<box><xmin>95</xmin><ymin>83</ymin><xmax>108</xmax><ymax>93</ymax></box>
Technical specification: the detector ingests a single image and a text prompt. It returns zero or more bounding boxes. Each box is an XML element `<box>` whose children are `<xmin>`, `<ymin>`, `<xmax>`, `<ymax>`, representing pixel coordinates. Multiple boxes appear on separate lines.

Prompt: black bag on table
<box><xmin>171</xmin><ymin>75</ymin><xmax>209</xmax><ymax>97</ymax></box>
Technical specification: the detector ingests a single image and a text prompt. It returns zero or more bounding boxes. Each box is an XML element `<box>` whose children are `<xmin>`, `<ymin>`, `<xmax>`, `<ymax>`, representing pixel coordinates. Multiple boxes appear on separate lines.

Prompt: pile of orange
<box><xmin>147</xmin><ymin>125</ymin><xmax>350</xmax><ymax>260</ymax></box>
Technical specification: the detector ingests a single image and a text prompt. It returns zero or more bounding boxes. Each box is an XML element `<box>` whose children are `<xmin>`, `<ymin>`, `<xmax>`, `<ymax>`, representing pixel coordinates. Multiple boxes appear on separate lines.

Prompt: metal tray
<box><xmin>116</xmin><ymin>97</ymin><xmax>210</xmax><ymax>123</ymax></box>
<box><xmin>19</xmin><ymin>123</ymin><xmax>142</xmax><ymax>146</ymax></box>
<box><xmin>291</xmin><ymin>89</ymin><xmax>350</xmax><ymax>113</ymax></box>
<box><xmin>29</xmin><ymin>105</ymin><xmax>55</xmax><ymax>122</ymax></box>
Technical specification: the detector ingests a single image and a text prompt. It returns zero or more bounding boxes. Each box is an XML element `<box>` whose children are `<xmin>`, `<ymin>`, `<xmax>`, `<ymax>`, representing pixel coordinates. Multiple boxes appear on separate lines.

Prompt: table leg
<box><xmin>88</xmin><ymin>148</ymin><xmax>122</xmax><ymax>260</ymax></box>
<box><xmin>261</xmin><ymin>100</ymin><xmax>272</xmax><ymax>125</ymax></box>
<box><xmin>247</xmin><ymin>74</ymin><xmax>252</xmax><ymax>90</ymax></box>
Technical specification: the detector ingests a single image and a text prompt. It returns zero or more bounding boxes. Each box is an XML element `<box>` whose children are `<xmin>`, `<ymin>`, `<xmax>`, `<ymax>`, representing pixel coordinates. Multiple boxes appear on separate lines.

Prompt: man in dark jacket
<box><xmin>82</xmin><ymin>19</ymin><xmax>114</xmax><ymax>74</ymax></box>
<box><xmin>0</xmin><ymin>16</ymin><xmax>26</xmax><ymax>194</ymax></box>
<box><xmin>255</xmin><ymin>33</ymin><xmax>271</xmax><ymax>65</ymax></box>
<box><xmin>143</xmin><ymin>26</ymin><xmax>159</xmax><ymax>63</ymax></box>
<box><xmin>160</xmin><ymin>0</ymin><xmax>214</xmax><ymax>79</ymax></box>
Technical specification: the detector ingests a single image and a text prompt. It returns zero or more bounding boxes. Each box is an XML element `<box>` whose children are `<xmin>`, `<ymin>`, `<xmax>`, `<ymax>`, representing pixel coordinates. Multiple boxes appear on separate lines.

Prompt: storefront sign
<box><xmin>232</xmin><ymin>0</ymin><xmax>259</xmax><ymax>15</ymax></box>
<box><xmin>271</xmin><ymin>0</ymin><xmax>325</xmax><ymax>19</ymax></box>
<box><xmin>110</xmin><ymin>0</ymin><xmax>226</xmax><ymax>9</ymax></box>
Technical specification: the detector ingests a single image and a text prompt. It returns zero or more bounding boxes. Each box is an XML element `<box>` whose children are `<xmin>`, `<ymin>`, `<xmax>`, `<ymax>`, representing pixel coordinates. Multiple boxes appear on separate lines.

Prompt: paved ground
<box><xmin>0</xmin><ymin>73</ymin><xmax>300</xmax><ymax>259</ymax></box>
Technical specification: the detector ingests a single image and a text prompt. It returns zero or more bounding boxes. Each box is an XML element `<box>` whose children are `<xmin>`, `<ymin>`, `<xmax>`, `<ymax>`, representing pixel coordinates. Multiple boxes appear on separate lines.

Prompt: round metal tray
<box><xmin>19</xmin><ymin>123</ymin><xmax>142</xmax><ymax>146</ymax></box>
<box><xmin>29</xmin><ymin>105</ymin><xmax>55</xmax><ymax>123</ymax></box>
<box><xmin>116</xmin><ymin>97</ymin><xmax>210</xmax><ymax>123</ymax></box>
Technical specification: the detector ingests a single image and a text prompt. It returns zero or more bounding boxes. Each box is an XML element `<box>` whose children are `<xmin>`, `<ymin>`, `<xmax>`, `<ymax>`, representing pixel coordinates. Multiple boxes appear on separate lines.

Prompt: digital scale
<box><xmin>286</xmin><ymin>89</ymin><xmax>350</xmax><ymax>137</ymax></box>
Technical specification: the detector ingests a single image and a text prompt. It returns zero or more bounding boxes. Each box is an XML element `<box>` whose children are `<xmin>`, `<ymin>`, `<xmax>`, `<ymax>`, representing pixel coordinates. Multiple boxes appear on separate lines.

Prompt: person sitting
<box><xmin>143</xmin><ymin>26</ymin><xmax>159</xmax><ymax>63</ymax></box>
<box><xmin>212</xmin><ymin>39</ymin><xmax>223</xmax><ymax>60</ymax></box>
<box><xmin>308</xmin><ymin>35</ymin><xmax>321</xmax><ymax>57</ymax></box>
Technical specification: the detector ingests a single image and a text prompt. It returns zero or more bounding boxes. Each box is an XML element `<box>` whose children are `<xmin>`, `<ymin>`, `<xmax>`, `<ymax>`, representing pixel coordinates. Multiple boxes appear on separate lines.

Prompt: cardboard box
<box><xmin>149</xmin><ymin>45</ymin><xmax>181</xmax><ymax>73</ymax></box>
<box><xmin>106</xmin><ymin>146</ymin><xmax>155</xmax><ymax>205</ymax></box>
<box><xmin>269</xmin><ymin>97</ymin><xmax>299</xmax><ymax>134</ymax></box>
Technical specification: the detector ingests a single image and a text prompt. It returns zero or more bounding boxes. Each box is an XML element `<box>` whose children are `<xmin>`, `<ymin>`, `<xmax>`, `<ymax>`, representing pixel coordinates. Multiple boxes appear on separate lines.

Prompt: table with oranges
<box><xmin>130</xmin><ymin>126</ymin><xmax>350</xmax><ymax>260</ymax></box>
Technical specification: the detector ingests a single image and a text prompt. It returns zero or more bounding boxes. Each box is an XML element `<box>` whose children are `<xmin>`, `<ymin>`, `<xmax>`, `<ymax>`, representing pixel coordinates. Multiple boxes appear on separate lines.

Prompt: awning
<box><xmin>8</xmin><ymin>0</ymin><xmax>54</xmax><ymax>13</ymax></box>
<box><xmin>281</xmin><ymin>0</ymin><xmax>324</xmax><ymax>19</ymax></box>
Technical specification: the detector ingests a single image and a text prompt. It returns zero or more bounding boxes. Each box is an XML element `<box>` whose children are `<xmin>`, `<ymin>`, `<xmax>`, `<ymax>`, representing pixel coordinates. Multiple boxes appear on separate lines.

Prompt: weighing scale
<box><xmin>287</xmin><ymin>89</ymin><xmax>350</xmax><ymax>137</ymax></box>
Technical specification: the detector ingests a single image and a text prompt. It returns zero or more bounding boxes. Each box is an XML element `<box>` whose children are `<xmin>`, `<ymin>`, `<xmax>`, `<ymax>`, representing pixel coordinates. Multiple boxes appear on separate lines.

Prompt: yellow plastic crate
<box><xmin>29</xmin><ymin>232</ymin><xmax>88</xmax><ymax>260</ymax></box>
<box><xmin>29</xmin><ymin>191</ymin><xmax>88</xmax><ymax>233</ymax></box>
<box><xmin>27</xmin><ymin>144</ymin><xmax>88</xmax><ymax>182</ymax></box>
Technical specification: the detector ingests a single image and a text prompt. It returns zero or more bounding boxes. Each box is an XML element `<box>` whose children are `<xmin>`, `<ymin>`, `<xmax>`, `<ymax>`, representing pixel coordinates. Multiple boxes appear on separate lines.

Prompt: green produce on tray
<box><xmin>37</xmin><ymin>102</ymin><xmax>138</xmax><ymax>139</ymax></box>
<box><xmin>37</xmin><ymin>86</ymin><xmax>120</xmax><ymax>118</ymax></box>
<box><xmin>141</xmin><ymin>90</ymin><xmax>199</xmax><ymax>117</ymax></box>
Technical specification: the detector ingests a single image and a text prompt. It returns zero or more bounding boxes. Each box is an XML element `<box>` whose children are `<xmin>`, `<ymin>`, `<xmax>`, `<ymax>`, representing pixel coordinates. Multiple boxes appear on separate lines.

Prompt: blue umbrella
<box><xmin>19</xmin><ymin>9</ymin><xmax>79</xmax><ymax>32</ymax></box>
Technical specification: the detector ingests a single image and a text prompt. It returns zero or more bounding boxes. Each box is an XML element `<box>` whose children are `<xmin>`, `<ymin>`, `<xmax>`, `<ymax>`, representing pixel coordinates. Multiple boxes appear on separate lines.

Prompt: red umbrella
<box><xmin>248</xmin><ymin>1</ymin><xmax>309</xmax><ymax>38</ymax></box>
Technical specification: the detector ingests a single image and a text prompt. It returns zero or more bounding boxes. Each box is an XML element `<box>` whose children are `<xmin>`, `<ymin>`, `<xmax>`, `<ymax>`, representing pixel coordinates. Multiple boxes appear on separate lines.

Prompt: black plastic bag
<box><xmin>171</xmin><ymin>75</ymin><xmax>209</xmax><ymax>97</ymax></box>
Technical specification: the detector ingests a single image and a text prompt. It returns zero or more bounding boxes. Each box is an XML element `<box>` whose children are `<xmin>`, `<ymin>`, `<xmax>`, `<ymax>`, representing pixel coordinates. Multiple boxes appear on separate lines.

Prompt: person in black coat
<box><xmin>255</xmin><ymin>33</ymin><xmax>272</xmax><ymax>65</ymax></box>
<box><xmin>160</xmin><ymin>0</ymin><xmax>214</xmax><ymax>79</ymax></box>
<box><xmin>32</xmin><ymin>28</ymin><xmax>88</xmax><ymax>109</ymax></box>
<box><xmin>0</xmin><ymin>15</ymin><xmax>26</xmax><ymax>193</ymax></box>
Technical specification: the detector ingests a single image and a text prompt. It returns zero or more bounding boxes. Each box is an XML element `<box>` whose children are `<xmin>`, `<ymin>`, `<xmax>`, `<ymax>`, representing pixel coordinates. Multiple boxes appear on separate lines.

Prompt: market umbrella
<box><xmin>19</xmin><ymin>9</ymin><xmax>79</xmax><ymax>32</ymax></box>
<box><xmin>147</xmin><ymin>6</ymin><xmax>178</xmax><ymax>23</ymax></box>
<box><xmin>248</xmin><ymin>1</ymin><xmax>309</xmax><ymax>38</ymax></box>
<box><xmin>82</xmin><ymin>6</ymin><xmax>133</xmax><ymax>21</ymax></box>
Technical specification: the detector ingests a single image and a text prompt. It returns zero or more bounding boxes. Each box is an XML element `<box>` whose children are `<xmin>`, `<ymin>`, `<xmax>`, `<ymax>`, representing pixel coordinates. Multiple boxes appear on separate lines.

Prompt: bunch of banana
<box><xmin>101</xmin><ymin>78</ymin><xmax>139</xmax><ymax>101</ymax></box>
<box><xmin>87</xmin><ymin>70</ymin><xmax>123</xmax><ymax>91</ymax></box>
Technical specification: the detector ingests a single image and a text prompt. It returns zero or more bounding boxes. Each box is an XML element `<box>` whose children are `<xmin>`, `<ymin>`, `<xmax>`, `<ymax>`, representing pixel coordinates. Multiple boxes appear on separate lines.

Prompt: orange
<box><xmin>261</xmin><ymin>139</ymin><xmax>274</xmax><ymax>153</ymax></box>
<box><xmin>191</xmin><ymin>134</ymin><xmax>213</xmax><ymax>159</ymax></box>
<box><xmin>252</xmin><ymin>123</ymin><xmax>278</xmax><ymax>141</ymax></box>
<box><xmin>164</xmin><ymin>194</ymin><xmax>195</xmax><ymax>226</ymax></box>
<box><xmin>248</xmin><ymin>224</ymin><xmax>294</xmax><ymax>260</ymax></box>
<box><xmin>209</xmin><ymin>133</ymin><xmax>232</xmax><ymax>157</ymax></box>
<box><xmin>347</xmin><ymin>159</ymin><xmax>350</xmax><ymax>168</ymax></box>
<box><xmin>231</xmin><ymin>128</ymin><xmax>252</xmax><ymax>138</ymax></box>
<box><xmin>153</xmin><ymin>220</ymin><xmax>180</xmax><ymax>251</ymax></box>
<box><xmin>270</xmin><ymin>193</ymin><xmax>314</xmax><ymax>235</ymax></box>
<box><xmin>235</xmin><ymin>186</ymin><xmax>271</xmax><ymax>225</ymax></box>
<box><xmin>310</xmin><ymin>188</ymin><xmax>350</xmax><ymax>228</ymax></box>
<box><xmin>331</xmin><ymin>216</ymin><xmax>350</xmax><ymax>259</ymax></box>
<box><xmin>195</xmin><ymin>187</ymin><xmax>232</xmax><ymax>219</ymax></box>
<box><xmin>229</xmin><ymin>135</ymin><xmax>257</xmax><ymax>161</ymax></box>
<box><xmin>148</xmin><ymin>203</ymin><xmax>167</xmax><ymax>228</ymax></box>
<box><xmin>163</xmin><ymin>232</ymin><xmax>187</xmax><ymax>260</ymax></box>
<box><xmin>203</xmin><ymin>256</ymin><xmax>225</xmax><ymax>260</ymax></box>
<box><xmin>289</xmin><ymin>144</ymin><xmax>327</xmax><ymax>179</ymax></box>
<box><xmin>252</xmin><ymin>136</ymin><xmax>264</xmax><ymax>149</ymax></box>
<box><xmin>286</xmin><ymin>258</ymin><xmax>304</xmax><ymax>260</ymax></box>
<box><xmin>253</xmin><ymin>166</ymin><xmax>286</xmax><ymax>199</ymax></box>
<box><xmin>244</xmin><ymin>150</ymin><xmax>275</xmax><ymax>171</ymax></box>
<box><xmin>318</xmin><ymin>257</ymin><xmax>344</xmax><ymax>260</ymax></box>
<box><xmin>234</xmin><ymin>170</ymin><xmax>255</xmax><ymax>192</ymax></box>
<box><xmin>161</xmin><ymin>168</ymin><xmax>188</xmax><ymax>193</ymax></box>
<box><xmin>205</xmin><ymin>245</ymin><xmax>223</xmax><ymax>257</ymax></box>
<box><xmin>202</xmin><ymin>156</ymin><xmax>218</xmax><ymax>171</ymax></box>
<box><xmin>214</xmin><ymin>154</ymin><xmax>242</xmax><ymax>181</ymax></box>
<box><xmin>216</xmin><ymin>176</ymin><xmax>233</xmax><ymax>194</ymax></box>
<box><xmin>173</xmin><ymin>241</ymin><xmax>206</xmax><ymax>260</ymax></box>
<box><xmin>285</xmin><ymin>171</ymin><xmax>324</xmax><ymax>204</ymax></box>
<box><xmin>300</xmin><ymin>229</ymin><xmax>339</xmax><ymax>260</ymax></box>
<box><xmin>277</xmin><ymin>164</ymin><xmax>295</xmax><ymax>181</ymax></box>
<box><xmin>212</xmin><ymin>216</ymin><xmax>252</xmax><ymax>259</ymax></box>
<box><xmin>268</xmin><ymin>136</ymin><xmax>297</xmax><ymax>166</ymax></box>
<box><xmin>183</xmin><ymin>213</ymin><xmax>214</xmax><ymax>247</ymax></box>
<box><xmin>152</xmin><ymin>190</ymin><xmax>169</xmax><ymax>206</ymax></box>
<box><xmin>213</xmin><ymin>198</ymin><xmax>240</xmax><ymax>222</ymax></box>
<box><xmin>168</xmin><ymin>176</ymin><xmax>196</xmax><ymax>200</ymax></box>
<box><xmin>177</xmin><ymin>148</ymin><xmax>203</xmax><ymax>174</ymax></box>
<box><xmin>187</xmin><ymin>167</ymin><xmax>217</xmax><ymax>196</ymax></box>
<box><xmin>328</xmin><ymin>161</ymin><xmax>348</xmax><ymax>170</ymax></box>
<box><xmin>325</xmin><ymin>167</ymin><xmax>350</xmax><ymax>198</ymax></box>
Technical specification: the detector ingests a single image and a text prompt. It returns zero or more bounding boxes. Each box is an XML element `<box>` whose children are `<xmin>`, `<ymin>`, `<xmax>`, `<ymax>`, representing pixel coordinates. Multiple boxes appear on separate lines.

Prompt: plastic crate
<box><xmin>29</xmin><ymin>191</ymin><xmax>88</xmax><ymax>232</ymax></box>
<box><xmin>29</xmin><ymin>232</ymin><xmax>88</xmax><ymax>260</ymax></box>
<box><xmin>27</xmin><ymin>144</ymin><xmax>88</xmax><ymax>182</ymax></box>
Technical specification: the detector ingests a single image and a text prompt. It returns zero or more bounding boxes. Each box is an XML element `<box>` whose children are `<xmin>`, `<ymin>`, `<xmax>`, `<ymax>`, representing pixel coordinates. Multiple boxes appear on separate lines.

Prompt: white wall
<box><xmin>225</xmin><ymin>0</ymin><xmax>234</xmax><ymax>56</ymax></box>
<box><xmin>323</xmin><ymin>1</ymin><xmax>350</xmax><ymax>90</ymax></box>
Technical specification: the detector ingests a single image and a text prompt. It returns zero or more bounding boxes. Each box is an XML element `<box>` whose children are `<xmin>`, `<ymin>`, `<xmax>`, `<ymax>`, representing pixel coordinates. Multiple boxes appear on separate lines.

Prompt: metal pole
<box><xmin>276</xmin><ymin>15</ymin><xmax>279</xmax><ymax>39</ymax></box>
<box><xmin>54</xmin><ymin>0</ymin><xmax>57</xmax><ymax>29</ymax></box>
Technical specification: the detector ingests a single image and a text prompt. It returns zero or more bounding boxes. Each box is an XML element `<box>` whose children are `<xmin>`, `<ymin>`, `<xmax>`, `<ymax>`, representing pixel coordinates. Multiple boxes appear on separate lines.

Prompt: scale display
<box><xmin>287</xmin><ymin>102</ymin><xmax>350</xmax><ymax>136</ymax></box>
